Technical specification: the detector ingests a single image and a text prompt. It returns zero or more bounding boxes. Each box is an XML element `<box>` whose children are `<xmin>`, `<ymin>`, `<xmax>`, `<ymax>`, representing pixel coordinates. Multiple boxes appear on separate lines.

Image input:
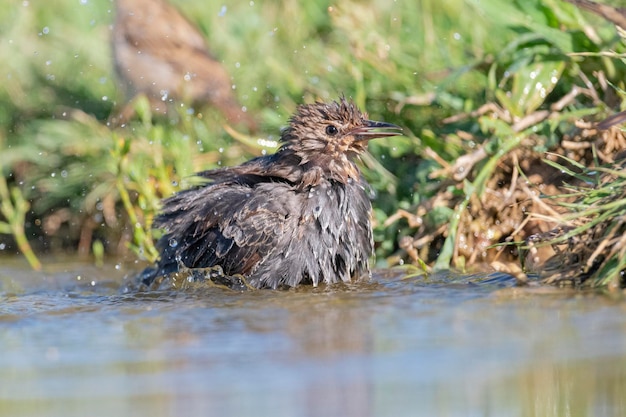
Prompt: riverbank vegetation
<box><xmin>1</xmin><ymin>0</ymin><xmax>625</xmax><ymax>288</ymax></box>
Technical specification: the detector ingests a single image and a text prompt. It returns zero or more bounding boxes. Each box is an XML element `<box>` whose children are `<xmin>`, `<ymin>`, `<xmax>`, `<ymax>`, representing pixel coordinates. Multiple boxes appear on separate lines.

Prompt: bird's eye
<box><xmin>325</xmin><ymin>125</ymin><xmax>339</xmax><ymax>136</ymax></box>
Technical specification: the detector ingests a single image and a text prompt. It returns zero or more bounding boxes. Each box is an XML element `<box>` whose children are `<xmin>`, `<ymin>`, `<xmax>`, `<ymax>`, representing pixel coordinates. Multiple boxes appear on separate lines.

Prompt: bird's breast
<box><xmin>298</xmin><ymin>179</ymin><xmax>371</xmax><ymax>238</ymax></box>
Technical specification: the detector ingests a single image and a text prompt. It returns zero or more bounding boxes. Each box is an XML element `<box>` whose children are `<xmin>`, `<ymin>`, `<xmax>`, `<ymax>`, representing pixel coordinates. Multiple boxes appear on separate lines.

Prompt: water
<box><xmin>1</xmin><ymin>258</ymin><xmax>625</xmax><ymax>416</ymax></box>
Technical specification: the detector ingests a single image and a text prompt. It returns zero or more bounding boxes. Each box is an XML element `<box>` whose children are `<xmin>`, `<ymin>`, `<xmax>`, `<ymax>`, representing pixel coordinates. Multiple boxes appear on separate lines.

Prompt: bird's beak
<box><xmin>352</xmin><ymin>120</ymin><xmax>403</xmax><ymax>141</ymax></box>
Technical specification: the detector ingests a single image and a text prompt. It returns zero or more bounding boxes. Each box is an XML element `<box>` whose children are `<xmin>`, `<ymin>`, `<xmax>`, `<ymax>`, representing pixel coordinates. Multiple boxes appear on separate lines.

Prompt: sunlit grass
<box><xmin>1</xmin><ymin>0</ymin><xmax>626</xmax><ymax>286</ymax></box>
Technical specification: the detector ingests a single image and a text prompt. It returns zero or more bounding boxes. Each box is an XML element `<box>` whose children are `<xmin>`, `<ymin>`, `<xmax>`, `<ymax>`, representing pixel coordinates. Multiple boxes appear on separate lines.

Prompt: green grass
<box><xmin>1</xmin><ymin>0</ymin><xmax>626</xmax><ymax>286</ymax></box>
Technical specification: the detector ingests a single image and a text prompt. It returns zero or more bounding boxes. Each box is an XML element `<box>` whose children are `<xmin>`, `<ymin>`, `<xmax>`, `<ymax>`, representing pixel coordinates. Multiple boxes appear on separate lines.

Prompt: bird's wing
<box><xmin>154</xmin><ymin>181</ymin><xmax>295</xmax><ymax>277</ymax></box>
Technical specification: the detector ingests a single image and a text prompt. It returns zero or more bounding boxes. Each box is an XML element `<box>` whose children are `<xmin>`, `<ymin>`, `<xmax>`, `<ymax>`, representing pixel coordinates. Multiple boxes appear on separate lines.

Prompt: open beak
<box><xmin>352</xmin><ymin>120</ymin><xmax>403</xmax><ymax>141</ymax></box>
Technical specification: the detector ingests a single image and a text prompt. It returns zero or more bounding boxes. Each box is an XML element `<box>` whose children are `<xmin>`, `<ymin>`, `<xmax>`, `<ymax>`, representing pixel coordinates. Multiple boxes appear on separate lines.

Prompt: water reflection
<box><xmin>0</xmin><ymin>260</ymin><xmax>625</xmax><ymax>416</ymax></box>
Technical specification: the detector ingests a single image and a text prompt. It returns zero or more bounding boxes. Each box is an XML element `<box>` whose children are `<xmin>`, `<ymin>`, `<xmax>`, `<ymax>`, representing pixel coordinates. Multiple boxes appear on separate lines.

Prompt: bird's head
<box><xmin>280</xmin><ymin>97</ymin><xmax>402</xmax><ymax>182</ymax></box>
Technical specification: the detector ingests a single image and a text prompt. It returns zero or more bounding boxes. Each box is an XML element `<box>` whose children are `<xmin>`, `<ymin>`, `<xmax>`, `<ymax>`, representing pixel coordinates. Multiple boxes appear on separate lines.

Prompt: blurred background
<box><xmin>0</xmin><ymin>0</ymin><xmax>625</xmax><ymax>273</ymax></box>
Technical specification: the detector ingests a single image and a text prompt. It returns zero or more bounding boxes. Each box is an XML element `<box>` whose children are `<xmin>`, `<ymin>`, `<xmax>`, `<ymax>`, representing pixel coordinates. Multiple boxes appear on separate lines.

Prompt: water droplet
<box><xmin>260</xmin><ymin>138</ymin><xmax>277</xmax><ymax>148</ymax></box>
<box><xmin>169</xmin><ymin>238</ymin><xmax>178</xmax><ymax>248</ymax></box>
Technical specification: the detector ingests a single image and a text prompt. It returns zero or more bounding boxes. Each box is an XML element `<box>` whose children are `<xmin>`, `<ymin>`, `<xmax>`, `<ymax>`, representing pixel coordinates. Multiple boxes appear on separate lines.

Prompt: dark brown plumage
<box><xmin>112</xmin><ymin>0</ymin><xmax>257</xmax><ymax>130</ymax></box>
<box><xmin>140</xmin><ymin>98</ymin><xmax>402</xmax><ymax>289</ymax></box>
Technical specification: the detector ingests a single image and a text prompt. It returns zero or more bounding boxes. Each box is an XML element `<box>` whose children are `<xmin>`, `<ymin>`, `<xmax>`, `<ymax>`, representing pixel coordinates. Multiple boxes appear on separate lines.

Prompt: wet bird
<box><xmin>140</xmin><ymin>98</ymin><xmax>402</xmax><ymax>289</ymax></box>
<box><xmin>112</xmin><ymin>0</ymin><xmax>257</xmax><ymax>130</ymax></box>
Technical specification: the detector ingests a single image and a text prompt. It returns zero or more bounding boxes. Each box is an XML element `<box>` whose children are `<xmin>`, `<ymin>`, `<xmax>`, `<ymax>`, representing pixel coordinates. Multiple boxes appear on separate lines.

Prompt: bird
<box><xmin>139</xmin><ymin>98</ymin><xmax>402</xmax><ymax>289</ymax></box>
<box><xmin>111</xmin><ymin>0</ymin><xmax>257</xmax><ymax>130</ymax></box>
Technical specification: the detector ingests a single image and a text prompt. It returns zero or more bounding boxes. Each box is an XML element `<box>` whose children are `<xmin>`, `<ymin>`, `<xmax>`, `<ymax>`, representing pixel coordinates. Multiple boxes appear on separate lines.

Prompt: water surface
<box><xmin>1</xmin><ymin>258</ymin><xmax>625</xmax><ymax>416</ymax></box>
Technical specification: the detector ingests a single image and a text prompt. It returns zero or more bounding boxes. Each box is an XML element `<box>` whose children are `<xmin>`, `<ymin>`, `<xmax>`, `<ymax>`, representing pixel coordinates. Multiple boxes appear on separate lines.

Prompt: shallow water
<box><xmin>1</xmin><ymin>258</ymin><xmax>625</xmax><ymax>417</ymax></box>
